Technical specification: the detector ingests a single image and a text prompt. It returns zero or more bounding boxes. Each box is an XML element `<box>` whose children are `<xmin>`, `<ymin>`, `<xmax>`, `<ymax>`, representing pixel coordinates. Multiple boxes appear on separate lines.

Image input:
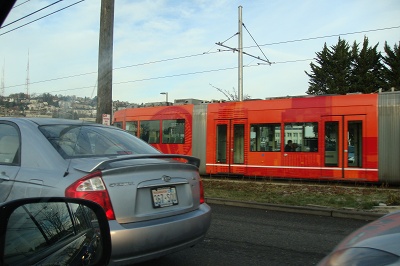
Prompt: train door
<box><xmin>344</xmin><ymin>115</ymin><xmax>365</xmax><ymax>179</ymax></box>
<box><xmin>322</xmin><ymin>115</ymin><xmax>365</xmax><ymax>179</ymax></box>
<box><xmin>215</xmin><ymin>119</ymin><xmax>246</xmax><ymax>175</ymax></box>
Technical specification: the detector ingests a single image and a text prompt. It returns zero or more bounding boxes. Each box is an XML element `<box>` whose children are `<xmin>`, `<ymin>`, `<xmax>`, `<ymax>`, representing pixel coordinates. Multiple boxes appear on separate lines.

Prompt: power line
<box><xmin>48</xmin><ymin>85</ymin><xmax>94</xmax><ymax>93</ymax></box>
<box><xmin>0</xmin><ymin>0</ymin><xmax>85</xmax><ymax>36</ymax></box>
<box><xmin>4</xmin><ymin>51</ymin><xmax>225</xmax><ymax>90</ymax></box>
<box><xmin>25</xmin><ymin>61</ymin><xmax>313</xmax><ymax>95</ymax></box>
<box><xmin>113</xmin><ymin>66</ymin><xmax>238</xmax><ymax>85</ymax></box>
<box><xmin>250</xmin><ymin>58</ymin><xmax>315</xmax><ymax>66</ymax></box>
<box><xmin>113</xmin><ymin>60</ymin><xmax>313</xmax><ymax>85</ymax></box>
<box><xmin>3</xmin><ymin>25</ymin><xmax>398</xmax><ymax>91</ymax></box>
<box><xmin>13</xmin><ymin>0</ymin><xmax>32</xmax><ymax>9</ymax></box>
<box><xmin>24</xmin><ymin>66</ymin><xmax>242</xmax><ymax>95</ymax></box>
<box><xmin>114</xmin><ymin>51</ymin><xmax>221</xmax><ymax>70</ymax></box>
<box><xmin>1</xmin><ymin>0</ymin><xmax>64</xmax><ymax>28</ymax></box>
<box><xmin>5</xmin><ymin>71</ymin><xmax>97</xmax><ymax>89</ymax></box>
<box><xmin>246</xmin><ymin>25</ymin><xmax>400</xmax><ymax>49</ymax></box>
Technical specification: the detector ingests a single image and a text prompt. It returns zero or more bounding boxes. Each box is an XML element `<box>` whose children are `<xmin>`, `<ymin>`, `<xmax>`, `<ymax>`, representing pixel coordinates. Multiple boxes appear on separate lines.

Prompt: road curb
<box><xmin>205</xmin><ymin>198</ymin><xmax>385</xmax><ymax>221</ymax></box>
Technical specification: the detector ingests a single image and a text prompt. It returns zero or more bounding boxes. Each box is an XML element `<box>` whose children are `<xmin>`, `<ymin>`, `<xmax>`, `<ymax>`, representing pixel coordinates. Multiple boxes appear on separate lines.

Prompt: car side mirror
<box><xmin>0</xmin><ymin>197</ymin><xmax>111</xmax><ymax>266</ymax></box>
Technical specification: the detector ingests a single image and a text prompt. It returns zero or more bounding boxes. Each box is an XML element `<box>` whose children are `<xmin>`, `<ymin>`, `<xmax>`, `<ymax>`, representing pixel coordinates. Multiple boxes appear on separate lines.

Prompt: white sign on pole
<box><xmin>102</xmin><ymin>114</ymin><xmax>111</xmax><ymax>126</ymax></box>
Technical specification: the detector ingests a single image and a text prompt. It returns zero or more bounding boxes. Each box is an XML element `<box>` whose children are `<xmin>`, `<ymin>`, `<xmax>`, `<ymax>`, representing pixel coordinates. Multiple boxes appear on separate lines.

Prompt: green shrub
<box><xmin>386</xmin><ymin>192</ymin><xmax>400</xmax><ymax>205</ymax></box>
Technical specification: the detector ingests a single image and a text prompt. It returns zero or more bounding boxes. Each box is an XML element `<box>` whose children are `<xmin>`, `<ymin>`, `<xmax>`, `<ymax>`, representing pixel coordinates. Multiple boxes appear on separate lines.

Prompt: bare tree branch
<box><xmin>209</xmin><ymin>83</ymin><xmax>252</xmax><ymax>101</ymax></box>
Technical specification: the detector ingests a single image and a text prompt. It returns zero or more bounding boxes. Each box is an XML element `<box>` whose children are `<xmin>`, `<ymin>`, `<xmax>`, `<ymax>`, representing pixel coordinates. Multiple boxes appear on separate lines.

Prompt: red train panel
<box><xmin>113</xmin><ymin>104</ymin><xmax>194</xmax><ymax>155</ymax></box>
<box><xmin>113</xmin><ymin>94</ymin><xmax>380</xmax><ymax>183</ymax></box>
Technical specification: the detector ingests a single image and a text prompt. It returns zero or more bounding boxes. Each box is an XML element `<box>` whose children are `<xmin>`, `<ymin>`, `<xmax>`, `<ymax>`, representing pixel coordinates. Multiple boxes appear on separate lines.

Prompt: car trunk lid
<box><xmin>72</xmin><ymin>154</ymin><xmax>202</xmax><ymax>223</ymax></box>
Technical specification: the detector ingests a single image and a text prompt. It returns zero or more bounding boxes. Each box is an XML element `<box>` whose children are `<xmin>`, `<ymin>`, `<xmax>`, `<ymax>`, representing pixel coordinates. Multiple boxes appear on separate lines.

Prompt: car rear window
<box><xmin>39</xmin><ymin>124</ymin><xmax>160</xmax><ymax>158</ymax></box>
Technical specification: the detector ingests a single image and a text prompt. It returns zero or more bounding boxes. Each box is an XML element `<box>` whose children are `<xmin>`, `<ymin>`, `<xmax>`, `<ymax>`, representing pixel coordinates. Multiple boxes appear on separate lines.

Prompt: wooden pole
<box><xmin>96</xmin><ymin>0</ymin><xmax>114</xmax><ymax>124</ymax></box>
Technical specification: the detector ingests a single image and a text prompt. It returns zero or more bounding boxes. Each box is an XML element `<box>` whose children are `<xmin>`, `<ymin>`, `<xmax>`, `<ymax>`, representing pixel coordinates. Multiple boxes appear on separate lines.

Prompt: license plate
<box><xmin>151</xmin><ymin>186</ymin><xmax>178</xmax><ymax>208</ymax></box>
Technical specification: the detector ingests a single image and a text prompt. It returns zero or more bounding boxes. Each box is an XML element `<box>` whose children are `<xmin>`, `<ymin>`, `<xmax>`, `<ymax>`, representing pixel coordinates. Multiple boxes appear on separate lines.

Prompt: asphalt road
<box><xmin>136</xmin><ymin>203</ymin><xmax>370</xmax><ymax>266</ymax></box>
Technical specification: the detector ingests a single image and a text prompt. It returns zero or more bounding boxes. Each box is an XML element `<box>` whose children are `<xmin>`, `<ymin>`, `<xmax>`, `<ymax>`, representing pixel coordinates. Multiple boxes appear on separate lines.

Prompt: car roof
<box><xmin>1</xmin><ymin>117</ymin><xmax>97</xmax><ymax>126</ymax></box>
<box><xmin>335</xmin><ymin>210</ymin><xmax>400</xmax><ymax>250</ymax></box>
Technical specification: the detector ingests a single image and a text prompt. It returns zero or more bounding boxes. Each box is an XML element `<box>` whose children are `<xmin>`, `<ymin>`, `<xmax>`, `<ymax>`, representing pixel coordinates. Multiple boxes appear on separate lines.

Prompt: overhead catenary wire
<box><xmin>47</xmin><ymin>66</ymin><xmax>240</xmax><ymax>94</ymax></box>
<box><xmin>0</xmin><ymin>0</ymin><xmax>85</xmax><ymax>36</ymax></box>
<box><xmin>1</xmin><ymin>0</ymin><xmax>64</xmax><ymax>28</ymax></box>
<box><xmin>2</xmin><ymin>25</ymin><xmax>399</xmax><ymax>93</ymax></box>
<box><xmin>12</xmin><ymin>0</ymin><xmax>32</xmax><ymax>9</ymax></box>
<box><xmin>4</xmin><ymin>51</ymin><xmax>221</xmax><ymax>89</ymax></box>
<box><xmin>113</xmin><ymin>66</ymin><xmax>238</xmax><ymax>85</ymax></box>
<box><xmin>242</xmin><ymin>23</ymin><xmax>271</xmax><ymax>64</ymax></box>
<box><xmin>22</xmin><ymin>61</ymin><xmax>308</xmax><ymax>95</ymax></box>
<box><xmin>114</xmin><ymin>51</ymin><xmax>221</xmax><ymax>70</ymax></box>
<box><xmin>247</xmin><ymin>25</ymin><xmax>400</xmax><ymax>49</ymax></box>
<box><xmin>4</xmin><ymin>71</ymin><xmax>98</xmax><ymax>89</ymax></box>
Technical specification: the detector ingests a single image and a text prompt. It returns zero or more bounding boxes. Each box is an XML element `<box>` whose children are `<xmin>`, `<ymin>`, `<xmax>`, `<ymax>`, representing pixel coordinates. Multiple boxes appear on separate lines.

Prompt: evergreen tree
<box><xmin>382</xmin><ymin>41</ymin><xmax>400</xmax><ymax>91</ymax></box>
<box><xmin>305</xmin><ymin>43</ymin><xmax>331</xmax><ymax>95</ymax></box>
<box><xmin>305</xmin><ymin>38</ymin><xmax>352</xmax><ymax>95</ymax></box>
<box><xmin>42</xmin><ymin>93</ymin><xmax>55</xmax><ymax>105</ymax></box>
<box><xmin>350</xmin><ymin>36</ymin><xmax>384</xmax><ymax>93</ymax></box>
<box><xmin>327</xmin><ymin>38</ymin><xmax>352</xmax><ymax>94</ymax></box>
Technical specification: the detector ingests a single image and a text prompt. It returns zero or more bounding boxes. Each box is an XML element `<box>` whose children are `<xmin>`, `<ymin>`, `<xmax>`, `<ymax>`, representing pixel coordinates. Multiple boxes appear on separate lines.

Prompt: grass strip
<box><xmin>203</xmin><ymin>178</ymin><xmax>400</xmax><ymax>210</ymax></box>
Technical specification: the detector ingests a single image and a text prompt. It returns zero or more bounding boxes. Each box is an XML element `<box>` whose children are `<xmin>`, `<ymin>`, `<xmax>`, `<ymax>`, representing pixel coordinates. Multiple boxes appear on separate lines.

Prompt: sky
<box><xmin>1</xmin><ymin>0</ymin><xmax>399</xmax><ymax>105</ymax></box>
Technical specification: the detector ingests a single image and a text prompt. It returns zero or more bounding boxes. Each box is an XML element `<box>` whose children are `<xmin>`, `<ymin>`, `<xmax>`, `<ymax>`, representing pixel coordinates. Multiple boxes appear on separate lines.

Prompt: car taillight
<box><xmin>199</xmin><ymin>178</ymin><xmax>205</xmax><ymax>204</ymax></box>
<box><xmin>65</xmin><ymin>171</ymin><xmax>116</xmax><ymax>220</ymax></box>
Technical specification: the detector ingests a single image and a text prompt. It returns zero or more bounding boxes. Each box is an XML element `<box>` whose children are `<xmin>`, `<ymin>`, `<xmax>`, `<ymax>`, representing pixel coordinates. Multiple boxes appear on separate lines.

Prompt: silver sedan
<box><xmin>318</xmin><ymin>210</ymin><xmax>400</xmax><ymax>266</ymax></box>
<box><xmin>0</xmin><ymin>117</ymin><xmax>211</xmax><ymax>265</ymax></box>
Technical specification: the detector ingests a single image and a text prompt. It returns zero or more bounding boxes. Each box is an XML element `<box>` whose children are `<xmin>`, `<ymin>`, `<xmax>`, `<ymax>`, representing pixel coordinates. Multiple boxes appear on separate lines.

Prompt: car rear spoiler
<box><xmin>74</xmin><ymin>154</ymin><xmax>201</xmax><ymax>173</ymax></box>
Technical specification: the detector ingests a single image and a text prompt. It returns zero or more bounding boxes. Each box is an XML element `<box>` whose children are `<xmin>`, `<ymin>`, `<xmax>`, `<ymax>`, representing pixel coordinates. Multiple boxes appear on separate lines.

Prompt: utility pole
<box><xmin>96</xmin><ymin>0</ymin><xmax>115</xmax><ymax>124</ymax></box>
<box><xmin>215</xmin><ymin>6</ymin><xmax>270</xmax><ymax>102</ymax></box>
<box><xmin>238</xmin><ymin>6</ymin><xmax>243</xmax><ymax>102</ymax></box>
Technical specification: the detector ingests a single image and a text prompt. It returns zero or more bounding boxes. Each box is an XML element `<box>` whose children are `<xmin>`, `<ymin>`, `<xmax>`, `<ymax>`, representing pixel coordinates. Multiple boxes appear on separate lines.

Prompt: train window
<box><xmin>233</xmin><ymin>124</ymin><xmax>244</xmax><ymax>163</ymax></box>
<box><xmin>126</xmin><ymin>121</ymin><xmax>138</xmax><ymax>136</ymax></box>
<box><xmin>162</xmin><ymin>119</ymin><xmax>185</xmax><ymax>144</ymax></box>
<box><xmin>348</xmin><ymin>121</ymin><xmax>362</xmax><ymax>167</ymax></box>
<box><xmin>250</xmin><ymin>124</ymin><xmax>280</xmax><ymax>152</ymax></box>
<box><xmin>216</xmin><ymin>125</ymin><xmax>227</xmax><ymax>163</ymax></box>
<box><xmin>284</xmin><ymin>122</ymin><xmax>318</xmax><ymax>152</ymax></box>
<box><xmin>113</xmin><ymin>122</ymin><xmax>123</xmax><ymax>129</ymax></box>
<box><xmin>140</xmin><ymin>120</ymin><xmax>160</xmax><ymax>144</ymax></box>
<box><xmin>325</xmin><ymin>121</ymin><xmax>339</xmax><ymax>166</ymax></box>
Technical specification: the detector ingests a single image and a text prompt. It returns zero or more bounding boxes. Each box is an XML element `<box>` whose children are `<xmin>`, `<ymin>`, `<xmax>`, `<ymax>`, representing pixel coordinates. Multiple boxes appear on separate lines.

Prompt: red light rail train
<box><xmin>113</xmin><ymin>91</ymin><xmax>400</xmax><ymax>184</ymax></box>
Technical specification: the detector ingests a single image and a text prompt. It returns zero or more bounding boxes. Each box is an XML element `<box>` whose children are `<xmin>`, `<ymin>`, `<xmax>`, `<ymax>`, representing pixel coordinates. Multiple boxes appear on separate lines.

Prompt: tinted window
<box><xmin>140</xmin><ymin>120</ymin><xmax>160</xmax><ymax>144</ymax></box>
<box><xmin>325</xmin><ymin>121</ymin><xmax>339</xmax><ymax>166</ymax></box>
<box><xmin>39</xmin><ymin>124</ymin><xmax>159</xmax><ymax>158</ymax></box>
<box><xmin>250</xmin><ymin>124</ymin><xmax>280</xmax><ymax>152</ymax></box>
<box><xmin>162</xmin><ymin>119</ymin><xmax>185</xmax><ymax>144</ymax></box>
<box><xmin>284</xmin><ymin>122</ymin><xmax>318</xmax><ymax>152</ymax></box>
<box><xmin>126</xmin><ymin>121</ymin><xmax>138</xmax><ymax>136</ymax></box>
<box><xmin>113</xmin><ymin>122</ymin><xmax>122</xmax><ymax>129</ymax></box>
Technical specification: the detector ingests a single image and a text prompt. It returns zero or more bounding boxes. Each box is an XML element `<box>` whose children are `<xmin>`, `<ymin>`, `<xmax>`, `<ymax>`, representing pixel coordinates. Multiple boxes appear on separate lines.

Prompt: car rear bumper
<box><xmin>108</xmin><ymin>203</ymin><xmax>211</xmax><ymax>265</ymax></box>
